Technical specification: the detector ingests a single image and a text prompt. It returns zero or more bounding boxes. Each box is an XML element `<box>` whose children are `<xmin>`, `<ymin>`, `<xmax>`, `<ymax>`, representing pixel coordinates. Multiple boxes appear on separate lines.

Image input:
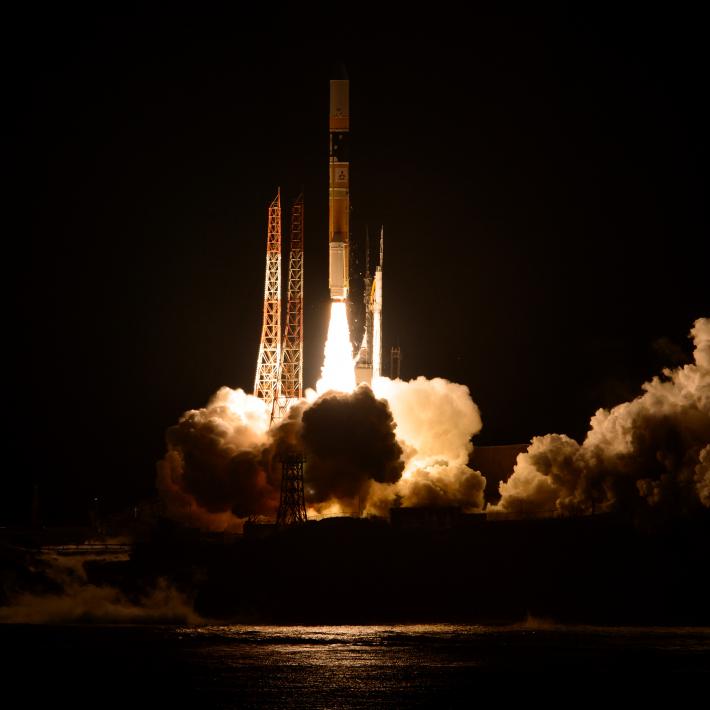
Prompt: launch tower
<box><xmin>276</xmin><ymin>453</ymin><xmax>307</xmax><ymax>526</ymax></box>
<box><xmin>274</xmin><ymin>194</ymin><xmax>304</xmax><ymax>421</ymax></box>
<box><xmin>253</xmin><ymin>190</ymin><xmax>282</xmax><ymax>414</ymax></box>
<box><xmin>253</xmin><ymin>190</ymin><xmax>305</xmax><ymax>425</ymax></box>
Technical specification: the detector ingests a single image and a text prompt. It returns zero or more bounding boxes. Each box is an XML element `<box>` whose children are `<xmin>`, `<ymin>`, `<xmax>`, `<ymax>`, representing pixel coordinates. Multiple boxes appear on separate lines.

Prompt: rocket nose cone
<box><xmin>331</xmin><ymin>63</ymin><xmax>349</xmax><ymax>80</ymax></box>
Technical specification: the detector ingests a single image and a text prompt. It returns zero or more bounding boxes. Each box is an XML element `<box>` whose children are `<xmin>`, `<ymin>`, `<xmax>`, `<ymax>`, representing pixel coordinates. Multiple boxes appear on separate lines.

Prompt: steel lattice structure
<box><xmin>253</xmin><ymin>190</ymin><xmax>282</xmax><ymax>414</ymax></box>
<box><xmin>274</xmin><ymin>194</ymin><xmax>304</xmax><ymax>422</ymax></box>
<box><xmin>276</xmin><ymin>453</ymin><xmax>307</xmax><ymax>526</ymax></box>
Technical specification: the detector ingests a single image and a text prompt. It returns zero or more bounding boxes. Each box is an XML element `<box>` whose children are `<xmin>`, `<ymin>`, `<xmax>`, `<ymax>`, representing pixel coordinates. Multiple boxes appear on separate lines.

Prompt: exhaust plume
<box><xmin>158</xmin><ymin>375</ymin><xmax>487</xmax><ymax>527</ymax></box>
<box><xmin>300</xmin><ymin>385</ymin><xmax>404</xmax><ymax>503</ymax></box>
<box><xmin>495</xmin><ymin>318</ymin><xmax>710</xmax><ymax>518</ymax></box>
<box><xmin>157</xmin><ymin>387</ymin><xmax>278</xmax><ymax>531</ymax></box>
<box><xmin>317</xmin><ymin>301</ymin><xmax>356</xmax><ymax>394</ymax></box>
<box><xmin>368</xmin><ymin>376</ymin><xmax>486</xmax><ymax>513</ymax></box>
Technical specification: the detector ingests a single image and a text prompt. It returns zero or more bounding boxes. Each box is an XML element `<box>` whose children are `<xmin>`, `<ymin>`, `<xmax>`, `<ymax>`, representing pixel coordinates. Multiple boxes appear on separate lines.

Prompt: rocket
<box><xmin>328</xmin><ymin>73</ymin><xmax>349</xmax><ymax>301</ymax></box>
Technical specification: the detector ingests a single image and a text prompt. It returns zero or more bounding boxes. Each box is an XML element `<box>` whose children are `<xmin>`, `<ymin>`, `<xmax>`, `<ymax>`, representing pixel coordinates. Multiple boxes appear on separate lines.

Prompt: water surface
<box><xmin>4</xmin><ymin>623</ymin><xmax>709</xmax><ymax>706</ymax></box>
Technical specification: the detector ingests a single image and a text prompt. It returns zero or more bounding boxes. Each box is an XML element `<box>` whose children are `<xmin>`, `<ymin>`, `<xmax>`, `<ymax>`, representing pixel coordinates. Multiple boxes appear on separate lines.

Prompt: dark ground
<box><xmin>5</xmin><ymin>513</ymin><xmax>706</xmax><ymax>626</ymax></box>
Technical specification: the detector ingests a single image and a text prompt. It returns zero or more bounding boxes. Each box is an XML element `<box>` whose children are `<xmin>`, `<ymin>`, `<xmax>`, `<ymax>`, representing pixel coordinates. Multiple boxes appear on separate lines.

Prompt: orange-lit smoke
<box><xmin>157</xmin><ymin>294</ymin><xmax>488</xmax><ymax>529</ymax></box>
<box><xmin>158</xmin><ymin>376</ymin><xmax>487</xmax><ymax>528</ymax></box>
<box><xmin>157</xmin><ymin>387</ymin><xmax>278</xmax><ymax>532</ymax></box>
<box><xmin>369</xmin><ymin>376</ymin><xmax>485</xmax><ymax>513</ymax></box>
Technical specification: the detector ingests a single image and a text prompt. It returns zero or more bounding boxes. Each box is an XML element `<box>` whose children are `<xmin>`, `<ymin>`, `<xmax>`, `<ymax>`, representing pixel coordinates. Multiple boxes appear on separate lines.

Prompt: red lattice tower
<box><xmin>254</xmin><ymin>190</ymin><xmax>282</xmax><ymax>415</ymax></box>
<box><xmin>274</xmin><ymin>194</ymin><xmax>304</xmax><ymax>422</ymax></box>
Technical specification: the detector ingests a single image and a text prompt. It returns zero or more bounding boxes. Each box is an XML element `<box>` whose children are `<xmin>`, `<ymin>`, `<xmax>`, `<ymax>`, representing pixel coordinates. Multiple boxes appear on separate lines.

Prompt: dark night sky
<box><xmin>8</xmin><ymin>8</ymin><xmax>708</xmax><ymax>523</ymax></box>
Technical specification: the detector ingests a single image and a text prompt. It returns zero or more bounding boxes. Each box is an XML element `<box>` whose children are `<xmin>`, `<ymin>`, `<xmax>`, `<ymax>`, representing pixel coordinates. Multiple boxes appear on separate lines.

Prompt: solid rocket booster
<box><xmin>329</xmin><ymin>77</ymin><xmax>349</xmax><ymax>301</ymax></box>
<box><xmin>372</xmin><ymin>229</ymin><xmax>383</xmax><ymax>379</ymax></box>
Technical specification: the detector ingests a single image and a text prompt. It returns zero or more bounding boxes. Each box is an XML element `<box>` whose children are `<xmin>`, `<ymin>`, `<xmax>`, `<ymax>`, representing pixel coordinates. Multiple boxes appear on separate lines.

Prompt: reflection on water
<box><xmin>3</xmin><ymin>623</ymin><xmax>709</xmax><ymax>706</ymax></box>
<box><xmin>180</xmin><ymin>624</ymin><xmax>710</xmax><ymax>678</ymax></box>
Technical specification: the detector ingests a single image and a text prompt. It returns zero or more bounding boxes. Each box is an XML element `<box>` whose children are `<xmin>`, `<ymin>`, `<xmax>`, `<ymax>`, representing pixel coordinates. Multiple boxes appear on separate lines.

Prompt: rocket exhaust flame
<box><xmin>317</xmin><ymin>302</ymin><xmax>356</xmax><ymax>394</ymax></box>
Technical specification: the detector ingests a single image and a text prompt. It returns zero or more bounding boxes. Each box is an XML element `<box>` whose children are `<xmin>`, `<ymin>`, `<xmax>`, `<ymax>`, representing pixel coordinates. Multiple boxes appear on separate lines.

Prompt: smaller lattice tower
<box><xmin>254</xmin><ymin>190</ymin><xmax>282</xmax><ymax>416</ymax></box>
<box><xmin>274</xmin><ymin>194</ymin><xmax>304</xmax><ymax>422</ymax></box>
<box><xmin>276</xmin><ymin>453</ymin><xmax>307</xmax><ymax>526</ymax></box>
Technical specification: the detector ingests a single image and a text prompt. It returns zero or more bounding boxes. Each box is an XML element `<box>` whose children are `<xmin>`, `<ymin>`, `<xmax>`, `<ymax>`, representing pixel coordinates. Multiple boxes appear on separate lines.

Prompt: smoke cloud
<box><xmin>369</xmin><ymin>376</ymin><xmax>486</xmax><ymax>513</ymax></box>
<box><xmin>300</xmin><ymin>385</ymin><xmax>404</xmax><ymax>502</ymax></box>
<box><xmin>158</xmin><ymin>375</ymin><xmax>486</xmax><ymax>527</ymax></box>
<box><xmin>157</xmin><ymin>387</ymin><xmax>278</xmax><ymax>531</ymax></box>
<box><xmin>495</xmin><ymin>318</ymin><xmax>710</xmax><ymax>518</ymax></box>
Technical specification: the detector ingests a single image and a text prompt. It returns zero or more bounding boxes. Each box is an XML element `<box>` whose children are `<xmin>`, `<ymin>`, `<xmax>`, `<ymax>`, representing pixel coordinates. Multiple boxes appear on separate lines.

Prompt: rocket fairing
<box><xmin>329</xmin><ymin>77</ymin><xmax>349</xmax><ymax>301</ymax></box>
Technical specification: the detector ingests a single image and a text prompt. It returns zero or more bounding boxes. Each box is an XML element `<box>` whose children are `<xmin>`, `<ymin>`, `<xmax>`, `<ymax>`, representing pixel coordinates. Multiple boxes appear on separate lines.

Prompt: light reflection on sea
<box><xmin>176</xmin><ymin>624</ymin><xmax>710</xmax><ymax>688</ymax></box>
<box><xmin>3</xmin><ymin>623</ymin><xmax>709</xmax><ymax>706</ymax></box>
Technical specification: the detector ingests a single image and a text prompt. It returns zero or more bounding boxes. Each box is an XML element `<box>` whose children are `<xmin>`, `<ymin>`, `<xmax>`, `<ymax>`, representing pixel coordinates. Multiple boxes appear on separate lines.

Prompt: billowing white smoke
<box><xmin>157</xmin><ymin>375</ymin><xmax>487</xmax><ymax>529</ymax></box>
<box><xmin>369</xmin><ymin>376</ymin><xmax>485</xmax><ymax>513</ymax></box>
<box><xmin>495</xmin><ymin>318</ymin><xmax>710</xmax><ymax>517</ymax></box>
